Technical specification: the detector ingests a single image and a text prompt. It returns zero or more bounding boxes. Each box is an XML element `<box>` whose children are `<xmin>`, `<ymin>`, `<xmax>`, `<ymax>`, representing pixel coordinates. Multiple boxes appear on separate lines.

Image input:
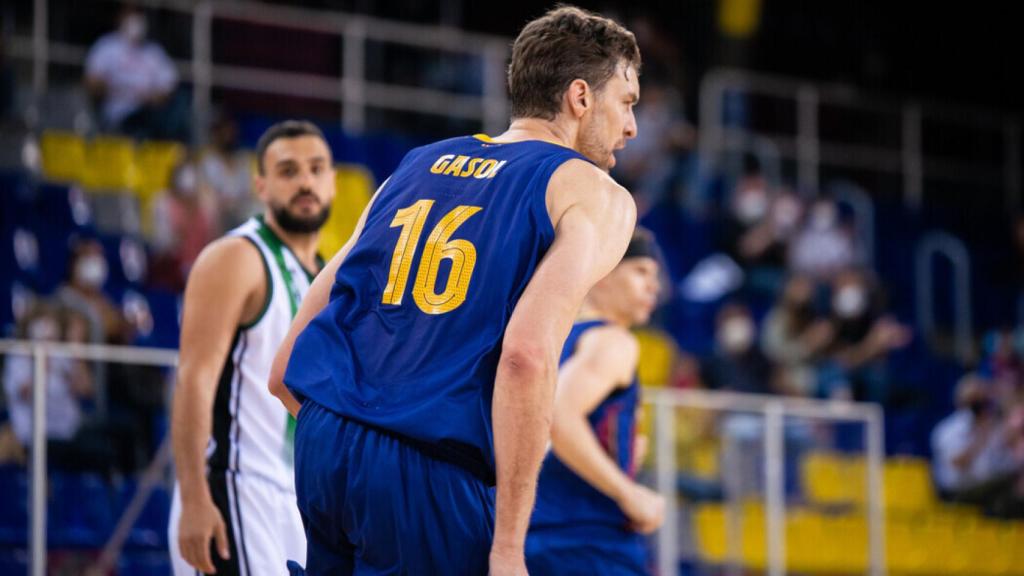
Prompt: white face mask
<box><xmin>833</xmin><ymin>285</ymin><xmax>867</xmax><ymax>319</ymax></box>
<box><xmin>28</xmin><ymin>319</ymin><xmax>60</xmax><ymax>342</ymax></box>
<box><xmin>719</xmin><ymin>316</ymin><xmax>755</xmax><ymax>353</ymax></box>
<box><xmin>175</xmin><ymin>165</ymin><xmax>197</xmax><ymax>193</ymax></box>
<box><xmin>735</xmin><ymin>191</ymin><xmax>769</xmax><ymax>224</ymax></box>
<box><xmin>773</xmin><ymin>196</ymin><xmax>802</xmax><ymax>231</ymax></box>
<box><xmin>121</xmin><ymin>14</ymin><xmax>147</xmax><ymax>43</ymax></box>
<box><xmin>75</xmin><ymin>255</ymin><xmax>109</xmax><ymax>288</ymax></box>
<box><xmin>810</xmin><ymin>204</ymin><xmax>837</xmax><ymax>231</ymax></box>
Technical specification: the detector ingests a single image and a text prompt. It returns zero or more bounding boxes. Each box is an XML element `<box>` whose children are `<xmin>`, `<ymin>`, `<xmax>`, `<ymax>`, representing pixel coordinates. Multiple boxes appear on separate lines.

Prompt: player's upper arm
<box><xmin>500</xmin><ymin>160</ymin><xmax>636</xmax><ymax>367</ymax></box>
<box><xmin>555</xmin><ymin>326</ymin><xmax>639</xmax><ymax>419</ymax></box>
<box><xmin>177</xmin><ymin>237</ymin><xmax>264</xmax><ymax>384</ymax></box>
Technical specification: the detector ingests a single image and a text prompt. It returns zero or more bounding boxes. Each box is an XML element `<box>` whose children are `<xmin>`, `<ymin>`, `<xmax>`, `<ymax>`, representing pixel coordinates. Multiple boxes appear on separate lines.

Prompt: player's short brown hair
<box><xmin>508</xmin><ymin>5</ymin><xmax>641</xmax><ymax>121</ymax></box>
<box><xmin>256</xmin><ymin>120</ymin><xmax>328</xmax><ymax>175</ymax></box>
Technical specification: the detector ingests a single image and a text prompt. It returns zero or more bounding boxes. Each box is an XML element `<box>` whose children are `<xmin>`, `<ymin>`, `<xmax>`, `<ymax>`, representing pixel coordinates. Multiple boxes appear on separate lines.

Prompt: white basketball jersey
<box><xmin>206</xmin><ymin>216</ymin><xmax>317</xmax><ymax>490</ymax></box>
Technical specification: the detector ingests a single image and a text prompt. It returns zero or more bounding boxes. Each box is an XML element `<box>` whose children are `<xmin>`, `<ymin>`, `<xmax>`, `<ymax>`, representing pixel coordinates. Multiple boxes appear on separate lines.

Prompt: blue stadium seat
<box><xmin>118</xmin><ymin>550</ymin><xmax>172</xmax><ymax>576</ymax></box>
<box><xmin>0</xmin><ymin>466</ymin><xmax>28</xmax><ymax>546</ymax></box>
<box><xmin>117</xmin><ymin>480</ymin><xmax>171</xmax><ymax>550</ymax></box>
<box><xmin>0</xmin><ymin>548</ymin><xmax>28</xmax><ymax>574</ymax></box>
<box><xmin>47</xmin><ymin>472</ymin><xmax>115</xmax><ymax>549</ymax></box>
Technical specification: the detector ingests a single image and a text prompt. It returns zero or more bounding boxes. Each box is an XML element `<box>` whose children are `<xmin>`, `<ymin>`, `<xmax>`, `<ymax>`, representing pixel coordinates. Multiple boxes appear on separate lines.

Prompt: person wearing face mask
<box><xmin>819</xmin><ymin>269</ymin><xmax>911</xmax><ymax>401</ymax></box>
<box><xmin>761</xmin><ymin>275</ymin><xmax>833</xmax><ymax>396</ymax></box>
<box><xmin>701</xmin><ymin>303</ymin><xmax>773</xmax><ymax>395</ymax></box>
<box><xmin>149</xmin><ymin>159</ymin><xmax>218</xmax><ymax>290</ymax></box>
<box><xmin>84</xmin><ymin>4</ymin><xmax>186</xmax><ymax>140</ymax></box>
<box><xmin>788</xmin><ymin>197</ymin><xmax>860</xmax><ymax>282</ymax></box>
<box><xmin>931</xmin><ymin>374</ymin><xmax>1021</xmax><ymax>508</ymax></box>
<box><xmin>720</xmin><ymin>172</ymin><xmax>803</xmax><ymax>297</ymax></box>
<box><xmin>56</xmin><ymin>238</ymin><xmax>133</xmax><ymax>346</ymax></box>
<box><xmin>2</xmin><ymin>302</ymin><xmax>114</xmax><ymax>473</ymax></box>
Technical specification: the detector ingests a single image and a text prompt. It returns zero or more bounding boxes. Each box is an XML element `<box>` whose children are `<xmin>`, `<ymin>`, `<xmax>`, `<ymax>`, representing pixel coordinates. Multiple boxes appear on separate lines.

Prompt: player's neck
<box><xmin>495</xmin><ymin>117</ymin><xmax>577</xmax><ymax>150</ymax></box>
<box><xmin>577</xmin><ymin>302</ymin><xmax>630</xmax><ymax>328</ymax></box>
<box><xmin>264</xmin><ymin>216</ymin><xmax>321</xmax><ymax>272</ymax></box>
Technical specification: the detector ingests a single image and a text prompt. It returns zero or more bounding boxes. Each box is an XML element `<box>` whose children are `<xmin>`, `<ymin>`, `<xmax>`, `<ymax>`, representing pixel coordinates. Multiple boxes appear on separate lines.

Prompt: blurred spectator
<box><xmin>149</xmin><ymin>159</ymin><xmax>217</xmax><ymax>290</ymax></box>
<box><xmin>819</xmin><ymin>268</ymin><xmax>911</xmax><ymax>401</ymax></box>
<box><xmin>1</xmin><ymin>301</ymin><xmax>117</xmax><ymax>472</ymax></box>
<box><xmin>201</xmin><ymin>114</ymin><xmax>257</xmax><ymax>231</ymax></box>
<box><xmin>721</xmin><ymin>178</ymin><xmax>805</xmax><ymax>296</ymax></box>
<box><xmin>701</xmin><ymin>303</ymin><xmax>773</xmax><ymax>394</ymax></box>
<box><xmin>932</xmin><ymin>374</ymin><xmax>1020</xmax><ymax>506</ymax></box>
<box><xmin>613</xmin><ymin>83</ymin><xmax>695</xmax><ymax>213</ymax></box>
<box><xmin>761</xmin><ymin>275</ymin><xmax>833</xmax><ymax>396</ymax></box>
<box><xmin>56</xmin><ymin>238</ymin><xmax>133</xmax><ymax>345</ymax></box>
<box><xmin>788</xmin><ymin>197</ymin><xmax>860</xmax><ymax>281</ymax></box>
<box><xmin>2</xmin><ymin>301</ymin><xmax>87</xmax><ymax>446</ymax></box>
<box><xmin>84</xmin><ymin>4</ymin><xmax>188</xmax><ymax>140</ymax></box>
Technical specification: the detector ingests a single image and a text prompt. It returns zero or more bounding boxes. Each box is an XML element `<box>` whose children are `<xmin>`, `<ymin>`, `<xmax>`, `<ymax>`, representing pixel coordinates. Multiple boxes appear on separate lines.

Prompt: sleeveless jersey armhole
<box><xmin>237</xmin><ymin>236</ymin><xmax>274</xmax><ymax>330</ymax></box>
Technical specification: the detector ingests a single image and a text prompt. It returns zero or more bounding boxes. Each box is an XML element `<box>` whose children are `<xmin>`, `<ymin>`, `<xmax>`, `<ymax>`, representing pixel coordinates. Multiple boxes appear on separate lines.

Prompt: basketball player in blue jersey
<box><xmin>268</xmin><ymin>6</ymin><xmax>641</xmax><ymax>575</ymax></box>
<box><xmin>526</xmin><ymin>228</ymin><xmax>665</xmax><ymax>576</ymax></box>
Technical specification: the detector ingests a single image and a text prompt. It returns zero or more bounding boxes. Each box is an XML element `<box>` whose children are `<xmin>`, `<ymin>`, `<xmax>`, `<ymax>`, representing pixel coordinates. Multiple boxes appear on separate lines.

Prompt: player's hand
<box><xmin>617</xmin><ymin>482</ymin><xmax>666</xmax><ymax>535</ymax></box>
<box><xmin>179</xmin><ymin>495</ymin><xmax>230</xmax><ymax>573</ymax></box>
<box><xmin>489</xmin><ymin>545</ymin><xmax>529</xmax><ymax>576</ymax></box>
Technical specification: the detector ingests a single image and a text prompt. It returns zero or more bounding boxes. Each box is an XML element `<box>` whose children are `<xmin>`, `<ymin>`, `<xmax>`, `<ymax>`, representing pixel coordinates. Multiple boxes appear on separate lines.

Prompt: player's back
<box><xmin>285</xmin><ymin>134</ymin><xmax>590</xmax><ymax>483</ymax></box>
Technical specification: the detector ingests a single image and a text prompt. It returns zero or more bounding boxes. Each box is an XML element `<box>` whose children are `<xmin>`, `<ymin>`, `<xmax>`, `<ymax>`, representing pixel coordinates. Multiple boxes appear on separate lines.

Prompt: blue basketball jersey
<box><xmin>531</xmin><ymin>319</ymin><xmax>640</xmax><ymax>529</ymax></box>
<box><xmin>285</xmin><ymin>135</ymin><xmax>591</xmax><ymax>484</ymax></box>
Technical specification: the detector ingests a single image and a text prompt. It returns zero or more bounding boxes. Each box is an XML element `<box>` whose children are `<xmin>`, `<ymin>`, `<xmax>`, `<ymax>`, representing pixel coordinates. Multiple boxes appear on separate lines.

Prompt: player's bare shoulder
<box><xmin>576</xmin><ymin>323</ymin><xmax>640</xmax><ymax>383</ymax></box>
<box><xmin>184</xmin><ymin>236</ymin><xmax>268</xmax><ymax>321</ymax></box>
<box><xmin>545</xmin><ymin>158</ymin><xmax>636</xmax><ymax>231</ymax></box>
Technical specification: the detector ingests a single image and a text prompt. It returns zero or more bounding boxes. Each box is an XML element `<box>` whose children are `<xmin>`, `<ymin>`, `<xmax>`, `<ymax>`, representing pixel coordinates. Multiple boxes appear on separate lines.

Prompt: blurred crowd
<box><xmin>1</xmin><ymin>2</ymin><xmax>1023</xmax><ymax>528</ymax></box>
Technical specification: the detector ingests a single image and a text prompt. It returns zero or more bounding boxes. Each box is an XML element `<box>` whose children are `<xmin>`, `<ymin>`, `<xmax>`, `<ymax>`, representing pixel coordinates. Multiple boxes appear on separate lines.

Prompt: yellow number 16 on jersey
<box><xmin>381</xmin><ymin>199</ymin><xmax>482</xmax><ymax>315</ymax></box>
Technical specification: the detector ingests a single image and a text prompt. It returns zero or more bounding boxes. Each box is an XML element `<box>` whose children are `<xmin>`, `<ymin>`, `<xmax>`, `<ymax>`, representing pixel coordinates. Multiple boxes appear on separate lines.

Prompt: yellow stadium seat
<box><xmin>40</xmin><ymin>130</ymin><xmax>87</xmax><ymax>184</ymax></box>
<box><xmin>634</xmin><ymin>328</ymin><xmax>678</xmax><ymax>388</ymax></box>
<box><xmin>136</xmin><ymin>140</ymin><xmax>185</xmax><ymax>201</ymax></box>
<box><xmin>82</xmin><ymin>136</ymin><xmax>138</xmax><ymax>191</ymax></box>
<box><xmin>319</xmin><ymin>165</ymin><xmax>374</xmax><ymax>259</ymax></box>
<box><xmin>803</xmin><ymin>451</ymin><xmax>861</xmax><ymax>506</ymax></box>
<box><xmin>693</xmin><ymin>504</ymin><xmax>727</xmax><ymax>563</ymax></box>
<box><xmin>884</xmin><ymin>457</ymin><xmax>936</xmax><ymax>514</ymax></box>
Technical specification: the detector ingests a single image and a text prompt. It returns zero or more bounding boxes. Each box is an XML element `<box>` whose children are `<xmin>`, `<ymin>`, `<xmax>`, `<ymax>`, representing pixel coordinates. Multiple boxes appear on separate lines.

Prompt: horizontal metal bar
<box><xmin>643</xmin><ymin>386</ymin><xmax>876</xmax><ymax>422</ymax></box>
<box><xmin>8</xmin><ymin>36</ymin><xmax>496</xmax><ymax>122</ymax></box>
<box><xmin>0</xmin><ymin>340</ymin><xmax>178</xmax><ymax>367</ymax></box>
<box><xmin>132</xmin><ymin>0</ymin><xmax>510</xmax><ymax>54</ymax></box>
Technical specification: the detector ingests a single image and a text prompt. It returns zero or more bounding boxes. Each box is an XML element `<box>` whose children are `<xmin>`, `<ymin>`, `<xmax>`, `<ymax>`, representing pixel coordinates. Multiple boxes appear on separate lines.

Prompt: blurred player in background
<box><xmin>169</xmin><ymin>121</ymin><xmax>335</xmax><ymax>575</ymax></box>
<box><xmin>527</xmin><ymin>228</ymin><xmax>665</xmax><ymax>575</ymax></box>
<box><xmin>268</xmin><ymin>6</ymin><xmax>640</xmax><ymax>575</ymax></box>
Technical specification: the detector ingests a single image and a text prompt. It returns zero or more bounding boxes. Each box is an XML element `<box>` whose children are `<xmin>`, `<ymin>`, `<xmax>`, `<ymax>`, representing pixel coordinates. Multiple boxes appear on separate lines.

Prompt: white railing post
<box><xmin>482</xmin><ymin>41</ymin><xmax>509</xmax><ymax>135</ymax></box>
<box><xmin>191</xmin><ymin>1</ymin><xmax>213</xmax><ymax>147</ymax></box>
<box><xmin>342</xmin><ymin>17</ymin><xmax>367</xmax><ymax>134</ymax></box>
<box><xmin>31</xmin><ymin>0</ymin><xmax>48</xmax><ymax>100</ymax></box>
<box><xmin>796</xmin><ymin>86</ymin><xmax>820</xmax><ymax>194</ymax></box>
<box><xmin>764</xmin><ymin>402</ymin><xmax>786</xmax><ymax>576</ymax></box>
<box><xmin>30</xmin><ymin>345</ymin><xmax>48</xmax><ymax>576</ymax></box>
<box><xmin>902</xmin><ymin>104</ymin><xmax>924</xmax><ymax>211</ymax></box>
<box><xmin>654</xmin><ymin>398</ymin><xmax>678</xmax><ymax>576</ymax></box>
<box><xmin>866</xmin><ymin>405</ymin><xmax>887</xmax><ymax>576</ymax></box>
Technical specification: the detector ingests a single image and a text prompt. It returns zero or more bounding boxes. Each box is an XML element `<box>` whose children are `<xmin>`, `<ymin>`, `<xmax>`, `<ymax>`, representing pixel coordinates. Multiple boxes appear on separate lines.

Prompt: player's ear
<box><xmin>566</xmin><ymin>78</ymin><xmax>591</xmax><ymax>119</ymax></box>
<box><xmin>252</xmin><ymin>169</ymin><xmax>267</xmax><ymax>203</ymax></box>
<box><xmin>325</xmin><ymin>165</ymin><xmax>337</xmax><ymax>204</ymax></box>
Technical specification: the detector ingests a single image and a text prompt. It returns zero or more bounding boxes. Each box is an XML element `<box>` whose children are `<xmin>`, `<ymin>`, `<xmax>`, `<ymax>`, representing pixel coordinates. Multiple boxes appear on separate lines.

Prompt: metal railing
<box><xmin>647</xmin><ymin>387</ymin><xmax>886</xmax><ymax>576</ymax></box>
<box><xmin>8</xmin><ymin>0</ymin><xmax>512</xmax><ymax>141</ymax></box>
<box><xmin>914</xmin><ymin>231</ymin><xmax>974</xmax><ymax>364</ymax></box>
<box><xmin>1</xmin><ymin>339</ymin><xmax>888</xmax><ymax>576</ymax></box>
<box><xmin>0</xmin><ymin>339</ymin><xmax>178</xmax><ymax>576</ymax></box>
<box><xmin>698</xmin><ymin>67</ymin><xmax>1021</xmax><ymax>213</ymax></box>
